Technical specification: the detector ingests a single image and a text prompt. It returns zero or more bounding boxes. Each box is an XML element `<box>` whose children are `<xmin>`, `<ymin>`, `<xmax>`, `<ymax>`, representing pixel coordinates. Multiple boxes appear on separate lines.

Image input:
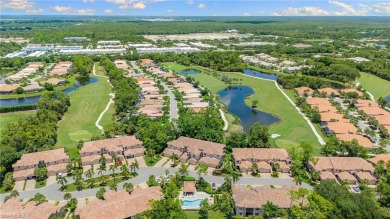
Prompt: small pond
<box><xmin>243</xmin><ymin>68</ymin><xmax>279</xmax><ymax>81</ymax></box>
<box><xmin>0</xmin><ymin>77</ymin><xmax>98</xmax><ymax>107</ymax></box>
<box><xmin>218</xmin><ymin>85</ymin><xmax>280</xmax><ymax>132</ymax></box>
<box><xmin>178</xmin><ymin>69</ymin><xmax>201</xmax><ymax>75</ymax></box>
<box><xmin>386</xmin><ymin>95</ymin><xmax>390</xmax><ymax>104</ymax></box>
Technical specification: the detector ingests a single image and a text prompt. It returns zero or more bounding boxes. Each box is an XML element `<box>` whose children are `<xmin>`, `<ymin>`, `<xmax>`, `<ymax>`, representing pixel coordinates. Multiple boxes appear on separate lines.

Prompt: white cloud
<box><xmin>197</xmin><ymin>3</ymin><xmax>206</xmax><ymax>9</ymax></box>
<box><xmin>104</xmin><ymin>9</ymin><xmax>113</xmax><ymax>13</ymax></box>
<box><xmin>273</xmin><ymin>1</ymin><xmax>389</xmax><ymax>16</ymax></box>
<box><xmin>166</xmin><ymin>9</ymin><xmax>173</xmax><ymax>13</ymax></box>
<box><xmin>52</xmin><ymin>6</ymin><xmax>94</xmax><ymax>15</ymax></box>
<box><xmin>105</xmin><ymin>0</ymin><xmax>127</xmax><ymax>4</ymax></box>
<box><xmin>1</xmin><ymin>0</ymin><xmax>35</xmax><ymax>10</ymax></box>
<box><xmin>243</xmin><ymin>12</ymin><xmax>250</xmax><ymax>16</ymax></box>
<box><xmin>82</xmin><ymin>0</ymin><xmax>95</xmax><ymax>2</ymax></box>
<box><xmin>187</xmin><ymin>0</ymin><xmax>193</xmax><ymax>5</ymax></box>
<box><xmin>52</xmin><ymin>6</ymin><xmax>72</xmax><ymax>13</ymax></box>
<box><xmin>131</xmin><ymin>2</ymin><xmax>146</xmax><ymax>9</ymax></box>
<box><xmin>272</xmin><ymin>12</ymin><xmax>281</xmax><ymax>16</ymax></box>
<box><xmin>25</xmin><ymin>8</ymin><xmax>44</xmax><ymax>14</ymax></box>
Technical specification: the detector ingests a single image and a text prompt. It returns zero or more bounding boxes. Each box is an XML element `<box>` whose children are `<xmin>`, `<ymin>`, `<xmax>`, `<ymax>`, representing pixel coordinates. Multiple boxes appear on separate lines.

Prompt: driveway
<box><xmin>46</xmin><ymin>176</ymin><xmax>57</xmax><ymax>186</ymax></box>
<box><xmin>24</xmin><ymin>179</ymin><xmax>36</xmax><ymax>191</ymax></box>
<box><xmin>13</xmin><ymin>180</ymin><xmax>25</xmax><ymax>191</ymax></box>
<box><xmin>155</xmin><ymin>157</ymin><xmax>169</xmax><ymax>167</ymax></box>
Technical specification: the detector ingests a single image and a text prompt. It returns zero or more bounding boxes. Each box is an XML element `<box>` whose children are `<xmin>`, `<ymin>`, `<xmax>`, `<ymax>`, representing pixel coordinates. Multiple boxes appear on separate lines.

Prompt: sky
<box><xmin>1</xmin><ymin>0</ymin><xmax>389</xmax><ymax>16</ymax></box>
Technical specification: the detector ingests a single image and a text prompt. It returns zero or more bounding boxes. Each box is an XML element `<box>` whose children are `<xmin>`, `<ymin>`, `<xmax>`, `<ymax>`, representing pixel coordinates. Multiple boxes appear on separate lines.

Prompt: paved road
<box><xmin>160</xmin><ymin>82</ymin><xmax>178</xmax><ymax>121</ymax></box>
<box><xmin>0</xmin><ymin>166</ymin><xmax>311</xmax><ymax>202</ymax></box>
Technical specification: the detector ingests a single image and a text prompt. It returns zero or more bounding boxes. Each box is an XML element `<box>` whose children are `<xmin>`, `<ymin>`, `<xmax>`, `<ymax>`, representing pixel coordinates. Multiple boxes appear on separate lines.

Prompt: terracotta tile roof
<box><xmin>320</xmin><ymin>171</ymin><xmax>337</xmax><ymax>180</ymax></box>
<box><xmin>313</xmin><ymin>104</ymin><xmax>338</xmax><ymax>113</ymax></box>
<box><xmin>81</xmin><ymin>154</ymin><xmax>111</xmax><ymax>165</ymax></box>
<box><xmin>0</xmin><ymin>84</ymin><xmax>19</xmax><ymax>92</ymax></box>
<box><xmin>81</xmin><ymin>136</ymin><xmax>142</xmax><ymax>154</ymax></box>
<box><xmin>336</xmin><ymin>134</ymin><xmax>374</xmax><ymax>148</ymax></box>
<box><xmin>336</xmin><ymin>172</ymin><xmax>356</xmax><ymax>181</ymax></box>
<box><xmin>368</xmin><ymin>154</ymin><xmax>390</xmax><ymax>165</ymax></box>
<box><xmin>294</xmin><ymin>87</ymin><xmax>314</xmax><ymax>96</ymax></box>
<box><xmin>257</xmin><ymin>161</ymin><xmax>272</xmax><ymax>169</ymax></box>
<box><xmin>47</xmin><ymin>163</ymin><xmax>68</xmax><ymax>173</ymax></box>
<box><xmin>354</xmin><ymin>172</ymin><xmax>376</xmax><ymax>181</ymax></box>
<box><xmin>0</xmin><ymin>198</ymin><xmax>62</xmax><ymax>219</ymax></box>
<box><xmin>124</xmin><ymin>148</ymin><xmax>144</xmax><ymax>156</ymax></box>
<box><xmin>44</xmin><ymin>78</ymin><xmax>66</xmax><ymax>86</ymax></box>
<box><xmin>355</xmin><ymin>99</ymin><xmax>378</xmax><ymax>108</ymax></box>
<box><xmin>140</xmin><ymin>59</ymin><xmax>154</xmax><ymax>66</ymax></box>
<box><xmin>198</xmin><ymin>156</ymin><xmax>220</xmax><ymax>167</ymax></box>
<box><xmin>317</xmin><ymin>87</ymin><xmax>340</xmax><ymax>96</ymax></box>
<box><xmin>326</xmin><ymin>122</ymin><xmax>358</xmax><ymax>134</ymax></box>
<box><xmin>13</xmin><ymin>168</ymin><xmax>35</xmax><ymax>180</ymax></box>
<box><xmin>23</xmin><ymin>84</ymin><xmax>43</xmax><ymax>91</ymax></box>
<box><xmin>163</xmin><ymin>148</ymin><xmax>182</xmax><ymax>156</ymax></box>
<box><xmin>232</xmin><ymin>185</ymin><xmax>303</xmax><ymax>208</ymax></box>
<box><xmin>373</xmin><ymin>114</ymin><xmax>390</xmax><ymax>126</ymax></box>
<box><xmin>306</xmin><ymin>97</ymin><xmax>332</xmax><ymax>106</ymax></box>
<box><xmin>275</xmin><ymin>161</ymin><xmax>289</xmax><ymax>170</ymax></box>
<box><xmin>320</xmin><ymin>112</ymin><xmax>348</xmax><ymax>122</ymax></box>
<box><xmin>12</xmin><ymin>148</ymin><xmax>69</xmax><ymax>168</ymax></box>
<box><xmin>168</xmin><ymin>137</ymin><xmax>225</xmax><ymax>156</ymax></box>
<box><xmin>183</xmin><ymin>181</ymin><xmax>196</xmax><ymax>193</ymax></box>
<box><xmin>76</xmin><ymin>187</ymin><xmax>162</xmax><ymax>219</ymax></box>
<box><xmin>310</xmin><ymin>157</ymin><xmax>374</xmax><ymax>172</ymax></box>
<box><xmin>232</xmin><ymin>148</ymin><xmax>289</xmax><ymax>161</ymax></box>
<box><xmin>358</xmin><ymin>106</ymin><xmax>388</xmax><ymax>116</ymax></box>
<box><xmin>340</xmin><ymin>88</ymin><xmax>363</xmax><ymax>96</ymax></box>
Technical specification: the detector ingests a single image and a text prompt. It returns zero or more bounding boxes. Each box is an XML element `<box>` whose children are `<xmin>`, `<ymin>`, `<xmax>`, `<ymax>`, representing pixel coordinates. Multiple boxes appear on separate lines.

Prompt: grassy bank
<box><xmin>56</xmin><ymin>74</ymin><xmax>112</xmax><ymax>149</ymax></box>
<box><xmin>163</xmin><ymin>62</ymin><xmax>322</xmax><ymax>154</ymax></box>
<box><xmin>358</xmin><ymin>72</ymin><xmax>390</xmax><ymax>99</ymax></box>
<box><xmin>184</xmin><ymin>210</ymin><xmax>224</xmax><ymax>219</ymax></box>
<box><xmin>0</xmin><ymin>111</ymin><xmax>36</xmax><ymax>141</ymax></box>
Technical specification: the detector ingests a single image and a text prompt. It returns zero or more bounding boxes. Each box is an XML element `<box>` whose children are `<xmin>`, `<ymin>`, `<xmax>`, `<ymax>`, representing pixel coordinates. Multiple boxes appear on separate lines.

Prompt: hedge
<box><xmin>0</xmin><ymin>104</ymin><xmax>37</xmax><ymax>113</ymax></box>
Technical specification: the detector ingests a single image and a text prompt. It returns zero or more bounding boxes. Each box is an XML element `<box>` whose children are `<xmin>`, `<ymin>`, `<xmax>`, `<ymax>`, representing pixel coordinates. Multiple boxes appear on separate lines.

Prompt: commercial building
<box><xmin>64</xmin><ymin>37</ymin><xmax>90</xmax><ymax>41</ymax></box>
<box><xmin>58</xmin><ymin>48</ymin><xmax>126</xmax><ymax>55</ymax></box>
<box><xmin>136</xmin><ymin>47</ymin><xmax>200</xmax><ymax>54</ymax></box>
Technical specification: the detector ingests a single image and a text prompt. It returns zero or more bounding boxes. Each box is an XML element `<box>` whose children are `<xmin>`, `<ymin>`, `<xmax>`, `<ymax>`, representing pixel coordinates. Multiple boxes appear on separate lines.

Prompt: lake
<box><xmin>178</xmin><ymin>69</ymin><xmax>201</xmax><ymax>75</ymax></box>
<box><xmin>218</xmin><ymin>85</ymin><xmax>280</xmax><ymax>132</ymax></box>
<box><xmin>387</xmin><ymin>96</ymin><xmax>390</xmax><ymax>103</ymax></box>
<box><xmin>0</xmin><ymin>77</ymin><xmax>98</xmax><ymax>107</ymax></box>
<box><xmin>243</xmin><ymin>68</ymin><xmax>279</xmax><ymax>81</ymax></box>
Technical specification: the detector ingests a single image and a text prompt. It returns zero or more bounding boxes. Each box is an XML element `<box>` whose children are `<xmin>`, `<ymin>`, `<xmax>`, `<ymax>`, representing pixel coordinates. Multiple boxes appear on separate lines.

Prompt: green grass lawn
<box><xmin>184</xmin><ymin>210</ymin><xmax>225</xmax><ymax>219</ymax></box>
<box><xmin>56</xmin><ymin>74</ymin><xmax>112</xmax><ymax>149</ymax></box>
<box><xmin>144</xmin><ymin>155</ymin><xmax>163</xmax><ymax>167</ymax></box>
<box><xmin>163</xmin><ymin>63</ymin><xmax>322</xmax><ymax>154</ymax></box>
<box><xmin>357</xmin><ymin>72</ymin><xmax>390</xmax><ymax>99</ymax></box>
<box><xmin>35</xmin><ymin>179</ymin><xmax>47</xmax><ymax>189</ymax></box>
<box><xmin>63</xmin><ymin>173</ymin><xmax>130</xmax><ymax>192</ymax></box>
<box><xmin>0</xmin><ymin>111</ymin><xmax>36</xmax><ymax>141</ymax></box>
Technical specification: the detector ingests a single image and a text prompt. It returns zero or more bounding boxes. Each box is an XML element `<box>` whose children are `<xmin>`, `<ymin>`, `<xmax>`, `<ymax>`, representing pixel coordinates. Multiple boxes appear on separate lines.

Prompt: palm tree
<box><xmin>123</xmin><ymin>182</ymin><xmax>134</xmax><ymax>194</ymax></box>
<box><xmin>109</xmin><ymin>164</ymin><xmax>117</xmax><ymax>180</ymax></box>
<box><xmin>252</xmin><ymin>162</ymin><xmax>258</xmax><ymax>175</ymax></box>
<box><xmin>98</xmin><ymin>155</ymin><xmax>107</xmax><ymax>175</ymax></box>
<box><xmin>109</xmin><ymin>182</ymin><xmax>117</xmax><ymax>191</ymax></box>
<box><xmin>169</xmin><ymin>154</ymin><xmax>179</xmax><ymax>167</ymax></box>
<box><xmin>33</xmin><ymin>193</ymin><xmax>46</xmax><ymax>205</ymax></box>
<box><xmin>178</xmin><ymin>163</ymin><xmax>189</xmax><ymax>178</ymax></box>
<box><xmin>57</xmin><ymin>175</ymin><xmax>68</xmax><ymax>190</ymax></box>
<box><xmin>133</xmin><ymin>159</ymin><xmax>139</xmax><ymax>172</ymax></box>
<box><xmin>63</xmin><ymin>193</ymin><xmax>72</xmax><ymax>201</ymax></box>
<box><xmin>99</xmin><ymin>175</ymin><xmax>108</xmax><ymax>186</ymax></box>
<box><xmin>293</xmin><ymin>173</ymin><xmax>303</xmax><ymax>186</ymax></box>
<box><xmin>273</xmin><ymin>162</ymin><xmax>280</xmax><ymax>172</ymax></box>
<box><xmin>195</xmin><ymin>163</ymin><xmax>208</xmax><ymax>180</ymax></box>
<box><xmin>121</xmin><ymin>165</ymin><xmax>131</xmax><ymax>179</ymax></box>
<box><xmin>262</xmin><ymin>201</ymin><xmax>280</xmax><ymax>219</ymax></box>
<box><xmin>231</xmin><ymin>171</ymin><xmax>240</xmax><ymax>184</ymax></box>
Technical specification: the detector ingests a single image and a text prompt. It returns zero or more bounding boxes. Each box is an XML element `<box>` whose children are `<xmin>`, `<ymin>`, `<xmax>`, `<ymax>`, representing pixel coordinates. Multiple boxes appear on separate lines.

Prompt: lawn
<box><xmin>163</xmin><ymin>63</ymin><xmax>322</xmax><ymax>154</ymax></box>
<box><xmin>184</xmin><ymin>210</ymin><xmax>225</xmax><ymax>219</ymax></box>
<box><xmin>357</xmin><ymin>72</ymin><xmax>390</xmax><ymax>99</ymax></box>
<box><xmin>56</xmin><ymin>74</ymin><xmax>112</xmax><ymax>149</ymax></box>
<box><xmin>144</xmin><ymin>155</ymin><xmax>163</xmax><ymax>167</ymax></box>
<box><xmin>63</xmin><ymin>173</ymin><xmax>130</xmax><ymax>192</ymax></box>
<box><xmin>35</xmin><ymin>179</ymin><xmax>47</xmax><ymax>189</ymax></box>
<box><xmin>0</xmin><ymin>111</ymin><xmax>36</xmax><ymax>141</ymax></box>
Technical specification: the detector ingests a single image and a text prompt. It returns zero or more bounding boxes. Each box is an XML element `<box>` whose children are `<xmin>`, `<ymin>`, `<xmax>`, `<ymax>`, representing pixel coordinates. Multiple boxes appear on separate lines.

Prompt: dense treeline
<box><xmin>72</xmin><ymin>55</ymin><xmax>93</xmax><ymax>77</ymax></box>
<box><xmin>186</xmin><ymin>51</ymin><xmax>243</xmax><ymax>72</ymax></box>
<box><xmin>277</xmin><ymin>75</ymin><xmax>333</xmax><ymax>89</ymax></box>
<box><xmin>0</xmin><ymin>91</ymin><xmax>70</xmax><ymax>184</ymax></box>
<box><xmin>0</xmin><ymin>104</ymin><xmax>37</xmax><ymax>113</ymax></box>
<box><xmin>357</xmin><ymin>60</ymin><xmax>390</xmax><ymax>81</ymax></box>
<box><xmin>0</xmin><ymin>42</ymin><xmax>23</xmax><ymax>56</ymax></box>
<box><xmin>99</xmin><ymin>56</ymin><xmax>139</xmax><ymax>115</ymax></box>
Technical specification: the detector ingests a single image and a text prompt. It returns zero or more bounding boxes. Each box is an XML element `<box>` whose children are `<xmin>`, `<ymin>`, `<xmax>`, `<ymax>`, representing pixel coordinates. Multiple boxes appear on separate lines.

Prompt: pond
<box><xmin>0</xmin><ymin>77</ymin><xmax>98</xmax><ymax>107</ymax></box>
<box><xmin>178</xmin><ymin>69</ymin><xmax>201</xmax><ymax>75</ymax></box>
<box><xmin>243</xmin><ymin>68</ymin><xmax>279</xmax><ymax>81</ymax></box>
<box><xmin>387</xmin><ymin>96</ymin><xmax>390</xmax><ymax>103</ymax></box>
<box><xmin>218</xmin><ymin>85</ymin><xmax>280</xmax><ymax>132</ymax></box>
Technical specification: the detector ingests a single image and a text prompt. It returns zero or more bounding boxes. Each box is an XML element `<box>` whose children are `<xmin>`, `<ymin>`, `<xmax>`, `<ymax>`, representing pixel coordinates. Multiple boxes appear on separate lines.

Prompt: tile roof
<box><xmin>44</xmin><ymin>78</ymin><xmax>66</xmax><ymax>86</ymax></box>
<box><xmin>320</xmin><ymin>171</ymin><xmax>337</xmax><ymax>180</ymax></box>
<box><xmin>336</xmin><ymin>134</ymin><xmax>374</xmax><ymax>148</ymax></box>
<box><xmin>198</xmin><ymin>157</ymin><xmax>220</xmax><ymax>167</ymax></box>
<box><xmin>340</xmin><ymin>88</ymin><xmax>363</xmax><ymax>96</ymax></box>
<box><xmin>354</xmin><ymin>171</ymin><xmax>376</xmax><ymax>181</ymax></box>
<box><xmin>336</xmin><ymin>172</ymin><xmax>357</xmax><ymax>181</ymax></box>
<box><xmin>326</xmin><ymin>122</ymin><xmax>358</xmax><ymax>134</ymax></box>
<box><xmin>306</xmin><ymin>97</ymin><xmax>332</xmax><ymax>106</ymax></box>
<box><xmin>12</xmin><ymin>148</ymin><xmax>69</xmax><ymax>168</ymax></box>
<box><xmin>294</xmin><ymin>87</ymin><xmax>314</xmax><ymax>96</ymax></box>
<box><xmin>355</xmin><ymin>99</ymin><xmax>378</xmax><ymax>108</ymax></box>
<box><xmin>310</xmin><ymin>157</ymin><xmax>374</xmax><ymax>172</ymax></box>
<box><xmin>183</xmin><ymin>181</ymin><xmax>196</xmax><ymax>193</ymax></box>
<box><xmin>368</xmin><ymin>154</ymin><xmax>390</xmax><ymax>165</ymax></box>
<box><xmin>232</xmin><ymin>148</ymin><xmax>289</xmax><ymax>161</ymax></box>
<box><xmin>320</xmin><ymin>112</ymin><xmax>348</xmax><ymax>122</ymax></box>
<box><xmin>0</xmin><ymin>198</ymin><xmax>62</xmax><ymax>219</ymax></box>
<box><xmin>232</xmin><ymin>185</ymin><xmax>303</xmax><ymax>208</ymax></box>
<box><xmin>317</xmin><ymin>87</ymin><xmax>340</xmax><ymax>96</ymax></box>
<box><xmin>168</xmin><ymin>137</ymin><xmax>225</xmax><ymax>156</ymax></box>
<box><xmin>257</xmin><ymin>161</ymin><xmax>272</xmax><ymax>169</ymax></box>
<box><xmin>81</xmin><ymin>136</ymin><xmax>142</xmax><ymax>154</ymax></box>
<box><xmin>313</xmin><ymin>104</ymin><xmax>339</xmax><ymax>113</ymax></box>
<box><xmin>0</xmin><ymin>84</ymin><xmax>19</xmax><ymax>92</ymax></box>
<box><xmin>77</xmin><ymin>187</ymin><xmax>162</xmax><ymax>219</ymax></box>
<box><xmin>358</xmin><ymin>106</ymin><xmax>388</xmax><ymax>116</ymax></box>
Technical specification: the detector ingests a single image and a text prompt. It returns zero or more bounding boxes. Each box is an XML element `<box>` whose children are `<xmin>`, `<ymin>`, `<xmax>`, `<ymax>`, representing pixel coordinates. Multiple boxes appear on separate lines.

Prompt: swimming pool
<box><xmin>182</xmin><ymin>199</ymin><xmax>203</xmax><ymax>208</ymax></box>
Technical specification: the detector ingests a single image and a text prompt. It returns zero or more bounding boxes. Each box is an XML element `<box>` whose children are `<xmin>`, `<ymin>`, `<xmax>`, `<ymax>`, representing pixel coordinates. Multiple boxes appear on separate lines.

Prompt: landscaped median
<box><xmin>62</xmin><ymin>173</ymin><xmax>133</xmax><ymax>192</ymax></box>
<box><xmin>163</xmin><ymin>62</ymin><xmax>323</xmax><ymax>154</ymax></box>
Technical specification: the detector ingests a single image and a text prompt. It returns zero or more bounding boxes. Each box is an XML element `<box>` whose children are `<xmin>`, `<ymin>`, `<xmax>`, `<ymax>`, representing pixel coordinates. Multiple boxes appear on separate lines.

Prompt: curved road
<box><xmin>0</xmin><ymin>166</ymin><xmax>311</xmax><ymax>202</ymax></box>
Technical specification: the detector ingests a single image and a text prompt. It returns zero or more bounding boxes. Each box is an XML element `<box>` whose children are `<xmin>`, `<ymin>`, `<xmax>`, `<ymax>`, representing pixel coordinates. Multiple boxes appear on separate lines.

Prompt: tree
<box><xmin>32</xmin><ymin>193</ymin><xmax>46</xmax><ymax>205</ymax></box>
<box><xmin>231</xmin><ymin>171</ymin><xmax>240</xmax><ymax>184</ymax></box>
<box><xmin>96</xmin><ymin>188</ymin><xmax>106</xmax><ymax>200</ymax></box>
<box><xmin>123</xmin><ymin>182</ymin><xmax>134</xmax><ymax>194</ymax></box>
<box><xmin>44</xmin><ymin>82</ymin><xmax>54</xmax><ymax>91</ymax></box>
<box><xmin>252</xmin><ymin>162</ymin><xmax>258</xmax><ymax>175</ymax></box>
<box><xmin>3</xmin><ymin>190</ymin><xmax>19</xmax><ymax>203</ymax></box>
<box><xmin>2</xmin><ymin>172</ymin><xmax>14</xmax><ymax>191</ymax></box>
<box><xmin>178</xmin><ymin>163</ymin><xmax>189</xmax><ymax>178</ymax></box>
<box><xmin>169</xmin><ymin>154</ymin><xmax>179</xmax><ymax>167</ymax></box>
<box><xmin>109</xmin><ymin>164</ymin><xmax>117</xmax><ymax>180</ymax></box>
<box><xmin>98</xmin><ymin>155</ymin><xmax>107</xmax><ymax>175</ymax></box>
<box><xmin>377</xmin><ymin>97</ymin><xmax>388</xmax><ymax>108</ymax></box>
<box><xmin>195</xmin><ymin>163</ymin><xmax>208</xmax><ymax>180</ymax></box>
<box><xmin>248</xmin><ymin>122</ymin><xmax>269</xmax><ymax>147</ymax></box>
<box><xmin>57</xmin><ymin>175</ymin><xmax>68</xmax><ymax>190</ymax></box>
<box><xmin>109</xmin><ymin>182</ymin><xmax>118</xmax><ymax>191</ymax></box>
<box><xmin>251</xmin><ymin>100</ymin><xmax>259</xmax><ymax>108</ymax></box>
<box><xmin>63</xmin><ymin>193</ymin><xmax>72</xmax><ymax>201</ymax></box>
<box><xmin>121</xmin><ymin>165</ymin><xmax>131</xmax><ymax>179</ymax></box>
<box><xmin>217</xmin><ymin>191</ymin><xmax>234</xmax><ymax>219</ymax></box>
<box><xmin>34</xmin><ymin>164</ymin><xmax>48</xmax><ymax>182</ymax></box>
<box><xmin>199</xmin><ymin>198</ymin><xmax>210</xmax><ymax>219</ymax></box>
<box><xmin>262</xmin><ymin>201</ymin><xmax>280</xmax><ymax>219</ymax></box>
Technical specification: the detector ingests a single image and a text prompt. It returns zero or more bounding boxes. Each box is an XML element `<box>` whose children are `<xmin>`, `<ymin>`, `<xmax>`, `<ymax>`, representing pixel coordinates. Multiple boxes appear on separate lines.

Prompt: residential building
<box><xmin>317</xmin><ymin>87</ymin><xmax>340</xmax><ymax>97</ymax></box>
<box><xmin>336</xmin><ymin>134</ymin><xmax>374</xmax><ymax>149</ymax></box>
<box><xmin>232</xmin><ymin>148</ymin><xmax>291</xmax><ymax>173</ymax></box>
<box><xmin>80</xmin><ymin>136</ymin><xmax>143</xmax><ymax>166</ymax></box>
<box><xmin>12</xmin><ymin>148</ymin><xmax>70</xmax><ymax>181</ymax></box>
<box><xmin>323</xmin><ymin>122</ymin><xmax>358</xmax><ymax>134</ymax></box>
<box><xmin>294</xmin><ymin>87</ymin><xmax>314</xmax><ymax>97</ymax></box>
<box><xmin>368</xmin><ymin>154</ymin><xmax>390</xmax><ymax>165</ymax></box>
<box><xmin>319</xmin><ymin>112</ymin><xmax>349</xmax><ymax>123</ymax></box>
<box><xmin>114</xmin><ymin>59</ymin><xmax>129</xmax><ymax>70</ymax></box>
<box><xmin>50</xmin><ymin>61</ymin><xmax>73</xmax><ymax>77</ymax></box>
<box><xmin>347</xmin><ymin>57</ymin><xmax>371</xmax><ymax>63</ymax></box>
<box><xmin>23</xmin><ymin>84</ymin><xmax>44</xmax><ymax>92</ymax></box>
<box><xmin>340</xmin><ymin>88</ymin><xmax>363</xmax><ymax>97</ymax></box>
<box><xmin>43</xmin><ymin>78</ymin><xmax>66</xmax><ymax>86</ymax></box>
<box><xmin>163</xmin><ymin>137</ymin><xmax>225</xmax><ymax>168</ymax></box>
<box><xmin>76</xmin><ymin>187</ymin><xmax>162</xmax><ymax>219</ymax></box>
<box><xmin>232</xmin><ymin>185</ymin><xmax>304</xmax><ymax>217</ymax></box>
<box><xmin>307</xmin><ymin>157</ymin><xmax>375</xmax><ymax>184</ymax></box>
<box><xmin>0</xmin><ymin>84</ymin><xmax>19</xmax><ymax>94</ymax></box>
<box><xmin>0</xmin><ymin>198</ymin><xmax>62</xmax><ymax>219</ymax></box>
